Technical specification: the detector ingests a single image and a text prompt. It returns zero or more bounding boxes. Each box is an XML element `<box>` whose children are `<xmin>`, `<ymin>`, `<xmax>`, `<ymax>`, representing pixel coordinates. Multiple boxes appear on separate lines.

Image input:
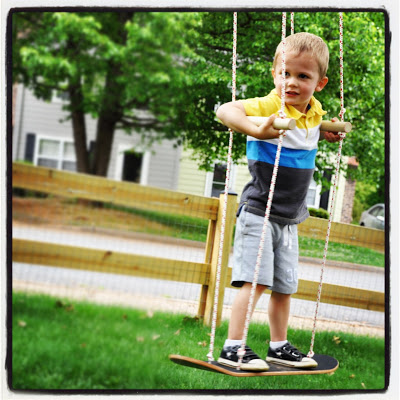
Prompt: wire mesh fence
<box><xmin>12</xmin><ymin>163</ymin><xmax>385</xmax><ymax>338</ymax></box>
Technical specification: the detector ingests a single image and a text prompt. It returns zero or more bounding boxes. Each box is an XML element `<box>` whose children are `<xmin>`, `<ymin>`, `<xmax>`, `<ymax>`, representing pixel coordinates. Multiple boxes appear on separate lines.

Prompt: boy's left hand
<box><xmin>322</xmin><ymin>117</ymin><xmax>344</xmax><ymax>143</ymax></box>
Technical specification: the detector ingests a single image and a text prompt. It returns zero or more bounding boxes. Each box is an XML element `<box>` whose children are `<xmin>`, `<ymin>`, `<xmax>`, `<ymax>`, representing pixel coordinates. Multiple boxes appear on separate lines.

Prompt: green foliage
<box><xmin>180</xmin><ymin>11</ymin><xmax>386</xmax><ymax>196</ymax></box>
<box><xmin>311</xmin><ymin>12</ymin><xmax>386</xmax><ymax>193</ymax></box>
<box><xmin>14</xmin><ymin>12</ymin><xmax>190</xmax><ymax>121</ymax></box>
<box><xmin>12</xmin><ymin>292</ymin><xmax>386</xmax><ymax>391</ymax></box>
<box><xmin>352</xmin><ymin>181</ymin><xmax>378</xmax><ymax>223</ymax></box>
<box><xmin>308</xmin><ymin>207</ymin><xmax>329</xmax><ymax>219</ymax></box>
<box><xmin>12</xmin><ymin>11</ymin><xmax>196</xmax><ymax>174</ymax></box>
<box><xmin>12</xmin><ymin>188</ymin><xmax>49</xmax><ymax>199</ymax></box>
<box><xmin>13</xmin><ymin>10</ymin><xmax>386</xmax><ymax>192</ymax></box>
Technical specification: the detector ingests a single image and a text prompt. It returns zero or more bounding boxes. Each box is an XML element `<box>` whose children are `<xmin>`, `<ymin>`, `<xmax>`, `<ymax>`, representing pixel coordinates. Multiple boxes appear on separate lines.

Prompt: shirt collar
<box><xmin>270</xmin><ymin>89</ymin><xmax>327</xmax><ymax>119</ymax></box>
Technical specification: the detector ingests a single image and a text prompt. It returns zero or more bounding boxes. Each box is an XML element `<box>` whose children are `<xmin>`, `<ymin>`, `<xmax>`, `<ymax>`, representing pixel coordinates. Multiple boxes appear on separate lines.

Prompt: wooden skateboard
<box><xmin>169</xmin><ymin>354</ymin><xmax>339</xmax><ymax>377</ymax></box>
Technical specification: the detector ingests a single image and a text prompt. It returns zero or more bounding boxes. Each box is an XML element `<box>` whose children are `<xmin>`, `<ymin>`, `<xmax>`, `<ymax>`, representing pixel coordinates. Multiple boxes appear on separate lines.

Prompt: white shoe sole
<box><xmin>266</xmin><ymin>356</ymin><xmax>318</xmax><ymax>368</ymax></box>
<box><xmin>217</xmin><ymin>357</ymin><xmax>270</xmax><ymax>371</ymax></box>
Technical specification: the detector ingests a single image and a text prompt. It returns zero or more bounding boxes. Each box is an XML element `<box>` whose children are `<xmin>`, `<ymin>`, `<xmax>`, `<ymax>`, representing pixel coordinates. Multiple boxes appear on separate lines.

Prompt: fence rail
<box><xmin>299</xmin><ymin>218</ymin><xmax>384</xmax><ymax>253</ymax></box>
<box><xmin>12</xmin><ymin>162</ymin><xmax>219</xmax><ymax>221</ymax></box>
<box><xmin>13</xmin><ymin>238</ymin><xmax>385</xmax><ymax>313</ymax></box>
<box><xmin>12</xmin><ymin>163</ymin><xmax>385</xmax><ymax>326</ymax></box>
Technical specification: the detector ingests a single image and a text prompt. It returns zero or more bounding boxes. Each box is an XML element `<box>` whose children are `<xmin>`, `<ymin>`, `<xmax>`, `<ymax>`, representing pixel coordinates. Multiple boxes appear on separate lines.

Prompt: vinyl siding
<box><xmin>177</xmin><ymin>150</ymin><xmax>208</xmax><ymax>196</ymax></box>
<box><xmin>13</xmin><ymin>85</ymin><xmax>181</xmax><ymax>191</ymax></box>
<box><xmin>147</xmin><ymin>141</ymin><xmax>181</xmax><ymax>190</ymax></box>
<box><xmin>177</xmin><ymin>149</ymin><xmax>250</xmax><ymax>201</ymax></box>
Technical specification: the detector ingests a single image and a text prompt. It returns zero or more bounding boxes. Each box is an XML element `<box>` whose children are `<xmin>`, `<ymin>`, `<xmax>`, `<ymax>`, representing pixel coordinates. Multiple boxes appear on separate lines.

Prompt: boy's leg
<box><xmin>218</xmin><ymin>283</ymin><xmax>269</xmax><ymax>371</ymax></box>
<box><xmin>266</xmin><ymin>224</ymin><xmax>317</xmax><ymax>368</ymax></box>
<box><xmin>266</xmin><ymin>289</ymin><xmax>317</xmax><ymax>368</ymax></box>
<box><xmin>228</xmin><ymin>282</ymin><xmax>267</xmax><ymax>339</ymax></box>
<box><xmin>217</xmin><ymin>208</ymin><xmax>272</xmax><ymax>371</ymax></box>
<box><xmin>268</xmin><ymin>291</ymin><xmax>291</xmax><ymax>341</ymax></box>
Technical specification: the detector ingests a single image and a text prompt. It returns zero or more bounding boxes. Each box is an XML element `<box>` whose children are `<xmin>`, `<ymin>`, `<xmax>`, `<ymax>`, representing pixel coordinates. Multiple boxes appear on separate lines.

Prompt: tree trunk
<box><xmin>91</xmin><ymin>112</ymin><xmax>117</xmax><ymax>176</ymax></box>
<box><xmin>91</xmin><ymin>12</ymin><xmax>134</xmax><ymax>177</ymax></box>
<box><xmin>69</xmin><ymin>81</ymin><xmax>90</xmax><ymax>174</ymax></box>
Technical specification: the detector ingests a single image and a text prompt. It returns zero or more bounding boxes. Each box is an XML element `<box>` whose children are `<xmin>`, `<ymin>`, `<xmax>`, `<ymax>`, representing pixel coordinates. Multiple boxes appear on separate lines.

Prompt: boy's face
<box><xmin>272</xmin><ymin>51</ymin><xmax>328</xmax><ymax>114</ymax></box>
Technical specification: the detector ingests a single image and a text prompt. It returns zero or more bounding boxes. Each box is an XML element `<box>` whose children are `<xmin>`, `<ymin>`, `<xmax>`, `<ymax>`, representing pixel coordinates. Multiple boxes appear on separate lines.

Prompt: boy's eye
<box><xmin>299</xmin><ymin>74</ymin><xmax>309</xmax><ymax>79</ymax></box>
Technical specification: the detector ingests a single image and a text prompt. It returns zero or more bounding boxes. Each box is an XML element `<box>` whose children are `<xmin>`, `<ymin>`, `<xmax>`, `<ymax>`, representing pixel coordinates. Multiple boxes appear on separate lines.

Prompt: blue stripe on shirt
<box><xmin>247</xmin><ymin>141</ymin><xmax>317</xmax><ymax>169</ymax></box>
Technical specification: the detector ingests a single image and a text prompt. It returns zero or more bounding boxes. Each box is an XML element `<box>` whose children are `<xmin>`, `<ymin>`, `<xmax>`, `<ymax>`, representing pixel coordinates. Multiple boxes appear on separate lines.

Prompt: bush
<box><xmin>352</xmin><ymin>181</ymin><xmax>380</xmax><ymax>223</ymax></box>
<box><xmin>12</xmin><ymin>188</ymin><xmax>49</xmax><ymax>198</ymax></box>
<box><xmin>308</xmin><ymin>207</ymin><xmax>329</xmax><ymax>219</ymax></box>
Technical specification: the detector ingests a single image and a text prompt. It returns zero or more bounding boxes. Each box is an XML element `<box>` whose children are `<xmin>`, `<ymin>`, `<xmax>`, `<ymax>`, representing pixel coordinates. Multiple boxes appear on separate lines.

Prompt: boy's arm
<box><xmin>216</xmin><ymin>101</ymin><xmax>281</xmax><ymax>140</ymax></box>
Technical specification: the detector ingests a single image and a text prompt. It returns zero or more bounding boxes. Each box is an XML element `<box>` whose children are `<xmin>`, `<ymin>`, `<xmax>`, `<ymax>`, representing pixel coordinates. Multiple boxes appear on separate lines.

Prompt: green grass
<box><xmin>105</xmin><ymin>204</ymin><xmax>385</xmax><ymax>268</ymax></box>
<box><xmin>12</xmin><ymin>292</ymin><xmax>387</xmax><ymax>392</ymax></box>
<box><xmin>298</xmin><ymin>236</ymin><xmax>385</xmax><ymax>268</ymax></box>
<box><xmin>103</xmin><ymin>203</ymin><xmax>210</xmax><ymax>242</ymax></box>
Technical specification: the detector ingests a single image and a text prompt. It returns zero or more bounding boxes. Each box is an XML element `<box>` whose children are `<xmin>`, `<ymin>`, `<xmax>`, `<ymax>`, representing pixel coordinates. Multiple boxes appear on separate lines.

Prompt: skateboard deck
<box><xmin>169</xmin><ymin>354</ymin><xmax>339</xmax><ymax>377</ymax></box>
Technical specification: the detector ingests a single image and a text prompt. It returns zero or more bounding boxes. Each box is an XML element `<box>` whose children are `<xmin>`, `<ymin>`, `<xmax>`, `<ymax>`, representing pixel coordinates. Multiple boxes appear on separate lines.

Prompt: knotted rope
<box><xmin>308</xmin><ymin>12</ymin><xmax>347</xmax><ymax>357</ymax></box>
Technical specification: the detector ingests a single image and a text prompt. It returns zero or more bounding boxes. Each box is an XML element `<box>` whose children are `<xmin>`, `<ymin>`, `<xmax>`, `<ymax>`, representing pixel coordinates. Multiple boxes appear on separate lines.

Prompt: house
<box><xmin>12</xmin><ymin>84</ymin><xmax>181</xmax><ymax>190</ymax></box>
<box><xmin>12</xmin><ymin>84</ymin><xmax>351</xmax><ymax>222</ymax></box>
<box><xmin>177</xmin><ymin>149</ymin><xmax>348</xmax><ymax>223</ymax></box>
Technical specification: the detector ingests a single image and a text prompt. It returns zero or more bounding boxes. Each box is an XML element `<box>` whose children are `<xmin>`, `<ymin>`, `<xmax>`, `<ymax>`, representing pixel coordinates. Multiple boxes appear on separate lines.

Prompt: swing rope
<box><xmin>207</xmin><ymin>11</ymin><xmax>237</xmax><ymax>363</ymax></box>
<box><xmin>207</xmin><ymin>11</ymin><xmax>347</xmax><ymax>364</ymax></box>
<box><xmin>290</xmin><ymin>12</ymin><xmax>295</xmax><ymax>35</ymax></box>
<box><xmin>308</xmin><ymin>12</ymin><xmax>347</xmax><ymax>358</ymax></box>
<box><xmin>237</xmin><ymin>12</ymin><xmax>288</xmax><ymax>369</ymax></box>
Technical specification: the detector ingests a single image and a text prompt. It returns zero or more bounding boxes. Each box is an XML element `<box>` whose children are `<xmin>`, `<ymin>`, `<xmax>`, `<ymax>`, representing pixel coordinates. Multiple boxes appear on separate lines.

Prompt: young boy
<box><xmin>216</xmin><ymin>32</ymin><xmax>342</xmax><ymax>371</ymax></box>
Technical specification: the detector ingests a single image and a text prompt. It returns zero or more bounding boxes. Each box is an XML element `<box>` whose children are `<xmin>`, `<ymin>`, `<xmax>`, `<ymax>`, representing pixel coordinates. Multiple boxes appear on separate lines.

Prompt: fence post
<box><xmin>201</xmin><ymin>192</ymin><xmax>237</xmax><ymax>327</ymax></box>
<box><xmin>197</xmin><ymin>218</ymin><xmax>217</xmax><ymax>320</ymax></box>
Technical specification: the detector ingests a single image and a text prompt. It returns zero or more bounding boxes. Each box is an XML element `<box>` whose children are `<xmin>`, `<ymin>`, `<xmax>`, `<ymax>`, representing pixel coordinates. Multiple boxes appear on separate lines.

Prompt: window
<box><xmin>211</xmin><ymin>164</ymin><xmax>227</xmax><ymax>197</ymax></box>
<box><xmin>205</xmin><ymin>163</ymin><xmax>236</xmax><ymax>198</ymax></box>
<box><xmin>115</xmin><ymin>144</ymin><xmax>150</xmax><ymax>185</ymax></box>
<box><xmin>52</xmin><ymin>89</ymin><xmax>70</xmax><ymax>103</ymax></box>
<box><xmin>122</xmin><ymin>150</ymin><xmax>143</xmax><ymax>183</ymax></box>
<box><xmin>370</xmin><ymin>205</ymin><xmax>384</xmax><ymax>218</ymax></box>
<box><xmin>306</xmin><ymin>178</ymin><xmax>321</xmax><ymax>208</ymax></box>
<box><xmin>34</xmin><ymin>136</ymin><xmax>77</xmax><ymax>171</ymax></box>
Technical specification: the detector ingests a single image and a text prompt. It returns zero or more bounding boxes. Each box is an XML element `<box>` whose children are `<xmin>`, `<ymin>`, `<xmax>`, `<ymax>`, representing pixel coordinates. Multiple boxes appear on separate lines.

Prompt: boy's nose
<box><xmin>286</xmin><ymin>76</ymin><xmax>297</xmax><ymax>87</ymax></box>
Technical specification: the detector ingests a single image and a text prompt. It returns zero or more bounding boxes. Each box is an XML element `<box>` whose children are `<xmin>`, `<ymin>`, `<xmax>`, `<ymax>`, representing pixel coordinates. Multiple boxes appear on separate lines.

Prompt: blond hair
<box><xmin>273</xmin><ymin>32</ymin><xmax>330</xmax><ymax>78</ymax></box>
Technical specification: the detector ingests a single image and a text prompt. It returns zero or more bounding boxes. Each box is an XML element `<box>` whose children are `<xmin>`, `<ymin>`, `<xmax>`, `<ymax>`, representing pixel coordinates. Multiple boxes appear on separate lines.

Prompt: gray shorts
<box><xmin>231</xmin><ymin>207</ymin><xmax>299</xmax><ymax>294</ymax></box>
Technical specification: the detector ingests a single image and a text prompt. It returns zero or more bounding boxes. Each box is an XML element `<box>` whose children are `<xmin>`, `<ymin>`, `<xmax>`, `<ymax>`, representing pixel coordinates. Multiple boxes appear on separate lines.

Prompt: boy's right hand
<box><xmin>216</xmin><ymin>101</ymin><xmax>281</xmax><ymax>140</ymax></box>
<box><xmin>254</xmin><ymin>114</ymin><xmax>282</xmax><ymax>140</ymax></box>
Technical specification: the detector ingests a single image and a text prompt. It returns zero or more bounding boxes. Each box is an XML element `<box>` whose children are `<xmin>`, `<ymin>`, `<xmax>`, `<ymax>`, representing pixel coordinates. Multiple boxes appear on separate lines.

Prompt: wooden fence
<box><xmin>12</xmin><ymin>163</ymin><xmax>385</xmax><ymax>326</ymax></box>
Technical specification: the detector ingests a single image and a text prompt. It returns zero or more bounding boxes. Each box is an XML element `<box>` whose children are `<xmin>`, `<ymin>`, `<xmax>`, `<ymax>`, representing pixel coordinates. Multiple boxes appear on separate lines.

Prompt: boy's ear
<box><xmin>271</xmin><ymin>69</ymin><xmax>276</xmax><ymax>79</ymax></box>
<box><xmin>315</xmin><ymin>76</ymin><xmax>329</xmax><ymax>92</ymax></box>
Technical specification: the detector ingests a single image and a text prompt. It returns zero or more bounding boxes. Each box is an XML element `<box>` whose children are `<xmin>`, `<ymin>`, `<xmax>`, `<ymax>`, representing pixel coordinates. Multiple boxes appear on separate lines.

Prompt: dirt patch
<box><xmin>12</xmin><ymin>196</ymin><xmax>174</xmax><ymax>235</ymax></box>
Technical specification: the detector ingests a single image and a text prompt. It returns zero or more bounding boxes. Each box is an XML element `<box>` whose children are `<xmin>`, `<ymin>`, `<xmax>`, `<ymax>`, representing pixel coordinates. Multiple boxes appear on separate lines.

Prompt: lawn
<box><xmin>11</xmin><ymin>292</ymin><xmax>387</xmax><ymax>393</ymax></box>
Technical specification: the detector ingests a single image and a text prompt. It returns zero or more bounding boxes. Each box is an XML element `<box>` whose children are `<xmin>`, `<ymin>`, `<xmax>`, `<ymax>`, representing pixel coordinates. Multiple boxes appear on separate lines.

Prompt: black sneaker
<box><xmin>266</xmin><ymin>342</ymin><xmax>318</xmax><ymax>368</ymax></box>
<box><xmin>218</xmin><ymin>345</ymin><xmax>269</xmax><ymax>371</ymax></box>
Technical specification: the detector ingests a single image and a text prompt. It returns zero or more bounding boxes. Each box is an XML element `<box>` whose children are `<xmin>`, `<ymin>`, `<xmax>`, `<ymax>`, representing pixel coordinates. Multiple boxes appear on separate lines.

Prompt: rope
<box><xmin>338</xmin><ymin>13</ymin><xmax>346</xmax><ymax>124</ymax></box>
<box><xmin>290</xmin><ymin>12</ymin><xmax>295</xmax><ymax>35</ymax></box>
<box><xmin>237</xmin><ymin>12</ymin><xmax>288</xmax><ymax>369</ymax></box>
<box><xmin>279</xmin><ymin>13</ymin><xmax>287</xmax><ymax>119</ymax></box>
<box><xmin>308</xmin><ymin>12</ymin><xmax>346</xmax><ymax>358</ymax></box>
<box><xmin>207</xmin><ymin>12</ymin><xmax>237</xmax><ymax>363</ymax></box>
<box><xmin>206</xmin><ymin>10</ymin><xmax>347</xmax><ymax>364</ymax></box>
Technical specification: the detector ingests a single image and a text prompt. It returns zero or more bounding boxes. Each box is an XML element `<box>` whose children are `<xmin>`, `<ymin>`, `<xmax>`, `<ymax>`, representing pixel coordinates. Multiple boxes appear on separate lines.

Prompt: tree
<box><xmin>12</xmin><ymin>11</ymin><xmax>194</xmax><ymax>176</ymax></box>
<box><xmin>178</xmin><ymin>11</ymin><xmax>386</xmax><ymax>201</ymax></box>
<box><xmin>13</xmin><ymin>11</ymin><xmax>386</xmax><ymax>204</ymax></box>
